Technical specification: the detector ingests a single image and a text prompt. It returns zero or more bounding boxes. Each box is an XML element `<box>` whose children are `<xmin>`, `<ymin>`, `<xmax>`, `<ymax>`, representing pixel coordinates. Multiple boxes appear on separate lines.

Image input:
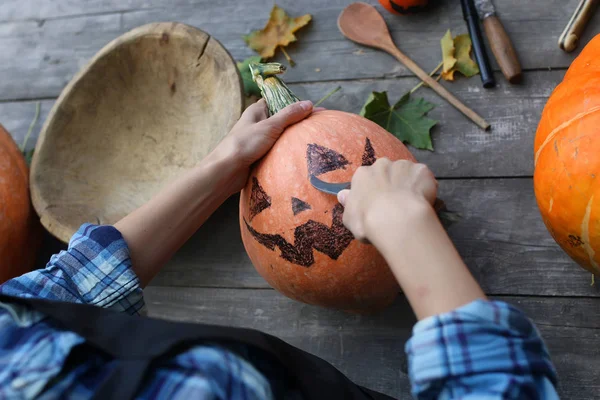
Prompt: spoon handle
<box><xmin>386</xmin><ymin>46</ymin><xmax>490</xmax><ymax>131</ymax></box>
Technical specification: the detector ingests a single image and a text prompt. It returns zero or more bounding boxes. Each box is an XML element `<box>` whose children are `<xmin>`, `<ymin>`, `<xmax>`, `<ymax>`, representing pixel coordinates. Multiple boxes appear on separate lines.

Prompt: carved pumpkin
<box><xmin>0</xmin><ymin>124</ymin><xmax>40</xmax><ymax>283</ymax></box>
<box><xmin>239</xmin><ymin>64</ymin><xmax>416</xmax><ymax>311</ymax></box>
<box><xmin>378</xmin><ymin>0</ymin><xmax>429</xmax><ymax>15</ymax></box>
<box><xmin>534</xmin><ymin>34</ymin><xmax>600</xmax><ymax>274</ymax></box>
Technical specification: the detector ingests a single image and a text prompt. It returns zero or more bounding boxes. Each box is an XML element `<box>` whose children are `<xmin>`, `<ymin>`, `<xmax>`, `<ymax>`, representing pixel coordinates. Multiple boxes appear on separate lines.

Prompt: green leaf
<box><xmin>360</xmin><ymin>91</ymin><xmax>438</xmax><ymax>151</ymax></box>
<box><xmin>237</xmin><ymin>56</ymin><xmax>263</xmax><ymax>97</ymax></box>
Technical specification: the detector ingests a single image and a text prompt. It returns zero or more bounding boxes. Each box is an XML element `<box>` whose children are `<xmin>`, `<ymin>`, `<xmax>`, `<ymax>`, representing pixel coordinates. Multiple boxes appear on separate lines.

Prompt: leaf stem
<box><xmin>21</xmin><ymin>101</ymin><xmax>40</xmax><ymax>153</ymax></box>
<box><xmin>410</xmin><ymin>61</ymin><xmax>443</xmax><ymax>94</ymax></box>
<box><xmin>314</xmin><ymin>86</ymin><xmax>341</xmax><ymax>107</ymax></box>
<box><xmin>280</xmin><ymin>47</ymin><xmax>296</xmax><ymax>67</ymax></box>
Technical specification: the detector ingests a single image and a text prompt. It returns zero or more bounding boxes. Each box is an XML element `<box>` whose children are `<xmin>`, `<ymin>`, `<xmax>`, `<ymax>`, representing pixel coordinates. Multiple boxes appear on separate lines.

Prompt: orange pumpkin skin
<box><xmin>239</xmin><ymin>110</ymin><xmax>416</xmax><ymax>311</ymax></box>
<box><xmin>0</xmin><ymin>124</ymin><xmax>40</xmax><ymax>283</ymax></box>
<box><xmin>378</xmin><ymin>0</ymin><xmax>429</xmax><ymax>15</ymax></box>
<box><xmin>534</xmin><ymin>34</ymin><xmax>600</xmax><ymax>274</ymax></box>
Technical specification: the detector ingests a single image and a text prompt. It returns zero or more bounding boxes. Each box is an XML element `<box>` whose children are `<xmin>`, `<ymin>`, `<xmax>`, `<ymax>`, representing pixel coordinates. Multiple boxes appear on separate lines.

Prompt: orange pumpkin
<box><xmin>0</xmin><ymin>124</ymin><xmax>40</xmax><ymax>283</ymax></box>
<box><xmin>378</xmin><ymin>0</ymin><xmax>429</xmax><ymax>15</ymax></box>
<box><xmin>240</xmin><ymin>110</ymin><xmax>415</xmax><ymax>311</ymax></box>
<box><xmin>239</xmin><ymin>64</ymin><xmax>416</xmax><ymax>311</ymax></box>
<box><xmin>534</xmin><ymin>34</ymin><xmax>600</xmax><ymax>274</ymax></box>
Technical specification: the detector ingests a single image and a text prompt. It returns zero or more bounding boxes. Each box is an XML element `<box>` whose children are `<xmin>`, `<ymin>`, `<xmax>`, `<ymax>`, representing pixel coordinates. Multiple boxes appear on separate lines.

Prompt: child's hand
<box><xmin>337</xmin><ymin>158</ymin><xmax>437</xmax><ymax>243</ymax></box>
<box><xmin>212</xmin><ymin>99</ymin><xmax>314</xmax><ymax>193</ymax></box>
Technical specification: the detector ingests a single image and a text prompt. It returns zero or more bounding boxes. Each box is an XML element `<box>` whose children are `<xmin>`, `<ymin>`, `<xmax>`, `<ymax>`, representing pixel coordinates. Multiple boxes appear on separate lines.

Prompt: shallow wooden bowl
<box><xmin>31</xmin><ymin>23</ymin><xmax>243</xmax><ymax>242</ymax></box>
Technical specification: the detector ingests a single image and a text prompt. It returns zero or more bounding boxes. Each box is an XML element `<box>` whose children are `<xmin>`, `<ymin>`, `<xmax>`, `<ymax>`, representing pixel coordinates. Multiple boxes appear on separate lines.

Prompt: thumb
<box><xmin>266</xmin><ymin>100</ymin><xmax>313</xmax><ymax>133</ymax></box>
<box><xmin>337</xmin><ymin>189</ymin><xmax>350</xmax><ymax>206</ymax></box>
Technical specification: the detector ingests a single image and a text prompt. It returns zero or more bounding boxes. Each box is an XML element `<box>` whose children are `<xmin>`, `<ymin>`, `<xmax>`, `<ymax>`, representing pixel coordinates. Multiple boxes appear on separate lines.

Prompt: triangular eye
<box><xmin>249</xmin><ymin>177</ymin><xmax>271</xmax><ymax>220</ymax></box>
<box><xmin>306</xmin><ymin>143</ymin><xmax>350</xmax><ymax>176</ymax></box>
<box><xmin>291</xmin><ymin>197</ymin><xmax>311</xmax><ymax>215</ymax></box>
<box><xmin>361</xmin><ymin>138</ymin><xmax>376</xmax><ymax>166</ymax></box>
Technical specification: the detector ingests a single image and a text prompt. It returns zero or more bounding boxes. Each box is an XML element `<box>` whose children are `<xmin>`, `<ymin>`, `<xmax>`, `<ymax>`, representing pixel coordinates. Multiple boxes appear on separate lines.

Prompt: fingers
<box><xmin>264</xmin><ymin>100</ymin><xmax>313</xmax><ymax>133</ymax></box>
<box><xmin>416</xmin><ymin>165</ymin><xmax>438</xmax><ymax>205</ymax></box>
<box><xmin>241</xmin><ymin>99</ymin><xmax>269</xmax><ymax>123</ymax></box>
<box><xmin>337</xmin><ymin>189</ymin><xmax>350</xmax><ymax>206</ymax></box>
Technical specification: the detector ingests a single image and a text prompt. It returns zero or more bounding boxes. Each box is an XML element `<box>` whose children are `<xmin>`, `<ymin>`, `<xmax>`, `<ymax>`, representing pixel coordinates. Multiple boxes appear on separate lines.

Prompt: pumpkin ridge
<box><xmin>534</xmin><ymin>104</ymin><xmax>600</xmax><ymax>166</ymax></box>
<box><xmin>580</xmin><ymin>196</ymin><xmax>600</xmax><ymax>272</ymax></box>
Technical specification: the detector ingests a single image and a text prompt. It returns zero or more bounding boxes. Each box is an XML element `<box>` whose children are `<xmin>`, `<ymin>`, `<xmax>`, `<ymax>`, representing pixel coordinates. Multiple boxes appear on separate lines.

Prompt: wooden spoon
<box><xmin>338</xmin><ymin>2</ymin><xmax>490</xmax><ymax>130</ymax></box>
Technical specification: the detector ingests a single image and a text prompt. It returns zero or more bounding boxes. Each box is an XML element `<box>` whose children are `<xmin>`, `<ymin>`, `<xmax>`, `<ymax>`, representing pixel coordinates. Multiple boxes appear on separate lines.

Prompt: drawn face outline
<box><xmin>244</xmin><ymin>138</ymin><xmax>376</xmax><ymax>267</ymax></box>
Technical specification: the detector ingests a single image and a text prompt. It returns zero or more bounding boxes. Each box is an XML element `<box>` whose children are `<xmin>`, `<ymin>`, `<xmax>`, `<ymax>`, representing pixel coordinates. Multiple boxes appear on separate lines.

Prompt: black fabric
<box><xmin>0</xmin><ymin>294</ymin><xmax>395</xmax><ymax>400</ymax></box>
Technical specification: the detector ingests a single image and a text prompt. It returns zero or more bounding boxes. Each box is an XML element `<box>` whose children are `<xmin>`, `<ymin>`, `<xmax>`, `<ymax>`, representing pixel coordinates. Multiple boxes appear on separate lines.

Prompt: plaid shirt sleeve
<box><xmin>0</xmin><ymin>224</ymin><xmax>144</xmax><ymax>315</ymax></box>
<box><xmin>405</xmin><ymin>299</ymin><xmax>559</xmax><ymax>400</ymax></box>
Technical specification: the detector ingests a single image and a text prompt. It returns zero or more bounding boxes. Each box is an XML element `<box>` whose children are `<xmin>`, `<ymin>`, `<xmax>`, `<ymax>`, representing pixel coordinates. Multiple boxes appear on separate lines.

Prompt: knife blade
<box><xmin>474</xmin><ymin>0</ymin><xmax>522</xmax><ymax>83</ymax></box>
<box><xmin>309</xmin><ymin>175</ymin><xmax>350</xmax><ymax>195</ymax></box>
<box><xmin>309</xmin><ymin>174</ymin><xmax>455</xmax><ymax>223</ymax></box>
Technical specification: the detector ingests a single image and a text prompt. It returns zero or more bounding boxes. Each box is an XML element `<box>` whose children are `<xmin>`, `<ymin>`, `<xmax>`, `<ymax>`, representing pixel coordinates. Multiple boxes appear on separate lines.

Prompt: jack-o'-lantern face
<box><xmin>238</xmin><ymin>110</ymin><xmax>414</xmax><ymax>311</ymax></box>
<box><xmin>242</xmin><ymin>138</ymin><xmax>377</xmax><ymax>268</ymax></box>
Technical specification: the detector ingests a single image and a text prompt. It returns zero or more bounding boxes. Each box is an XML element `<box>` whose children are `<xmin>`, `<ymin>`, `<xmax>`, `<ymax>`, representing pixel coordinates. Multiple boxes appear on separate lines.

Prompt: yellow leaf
<box><xmin>440</xmin><ymin>31</ymin><xmax>479</xmax><ymax>81</ymax></box>
<box><xmin>441</xmin><ymin>30</ymin><xmax>456</xmax><ymax>74</ymax></box>
<box><xmin>453</xmin><ymin>34</ymin><xmax>479</xmax><ymax>78</ymax></box>
<box><xmin>243</xmin><ymin>5</ymin><xmax>312</xmax><ymax>65</ymax></box>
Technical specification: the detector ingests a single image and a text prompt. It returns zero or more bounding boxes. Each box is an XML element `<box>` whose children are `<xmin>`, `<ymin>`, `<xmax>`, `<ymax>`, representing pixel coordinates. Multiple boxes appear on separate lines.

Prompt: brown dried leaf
<box><xmin>243</xmin><ymin>5</ymin><xmax>311</xmax><ymax>65</ymax></box>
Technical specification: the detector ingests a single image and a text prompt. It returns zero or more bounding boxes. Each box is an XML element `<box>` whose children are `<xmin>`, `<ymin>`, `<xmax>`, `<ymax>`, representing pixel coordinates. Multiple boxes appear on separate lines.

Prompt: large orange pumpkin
<box><xmin>534</xmin><ymin>34</ymin><xmax>600</xmax><ymax>274</ymax></box>
<box><xmin>239</xmin><ymin>64</ymin><xmax>416</xmax><ymax>312</ymax></box>
<box><xmin>0</xmin><ymin>124</ymin><xmax>40</xmax><ymax>283</ymax></box>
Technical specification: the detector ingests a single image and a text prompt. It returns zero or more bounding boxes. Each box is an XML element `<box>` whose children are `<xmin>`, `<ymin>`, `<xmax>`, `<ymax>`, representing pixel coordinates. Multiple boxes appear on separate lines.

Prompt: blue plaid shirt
<box><xmin>0</xmin><ymin>224</ymin><xmax>558</xmax><ymax>399</ymax></box>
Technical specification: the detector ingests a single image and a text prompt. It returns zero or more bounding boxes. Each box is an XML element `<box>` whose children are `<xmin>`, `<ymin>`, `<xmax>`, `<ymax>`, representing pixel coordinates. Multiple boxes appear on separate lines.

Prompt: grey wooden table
<box><xmin>2</xmin><ymin>0</ymin><xmax>600</xmax><ymax>398</ymax></box>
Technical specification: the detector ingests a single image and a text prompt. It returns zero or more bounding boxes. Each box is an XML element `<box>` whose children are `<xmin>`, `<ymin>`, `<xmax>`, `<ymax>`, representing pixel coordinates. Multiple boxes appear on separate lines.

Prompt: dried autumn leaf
<box><xmin>360</xmin><ymin>91</ymin><xmax>438</xmax><ymax>151</ymax></box>
<box><xmin>453</xmin><ymin>34</ymin><xmax>479</xmax><ymax>78</ymax></box>
<box><xmin>243</xmin><ymin>5</ymin><xmax>312</xmax><ymax>66</ymax></box>
<box><xmin>440</xmin><ymin>31</ymin><xmax>480</xmax><ymax>81</ymax></box>
<box><xmin>441</xmin><ymin>30</ymin><xmax>456</xmax><ymax>74</ymax></box>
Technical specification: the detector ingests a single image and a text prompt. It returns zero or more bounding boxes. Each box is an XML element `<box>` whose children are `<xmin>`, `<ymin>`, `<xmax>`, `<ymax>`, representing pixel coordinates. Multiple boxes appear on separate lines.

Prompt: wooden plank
<box><xmin>0</xmin><ymin>100</ymin><xmax>53</xmax><ymax>152</ymax></box>
<box><xmin>3</xmin><ymin>101</ymin><xmax>594</xmax><ymax>296</ymax></box>
<box><xmin>0</xmin><ymin>0</ymin><xmax>592</xmax><ymax>100</ymax></box>
<box><xmin>144</xmin><ymin>286</ymin><xmax>600</xmax><ymax>399</ymax></box>
<box><xmin>143</xmin><ymin>178</ymin><xmax>599</xmax><ymax>298</ymax></box>
<box><xmin>0</xmin><ymin>68</ymin><xmax>559</xmax><ymax>178</ymax></box>
<box><xmin>29</xmin><ymin>178</ymin><xmax>594</xmax><ymax>297</ymax></box>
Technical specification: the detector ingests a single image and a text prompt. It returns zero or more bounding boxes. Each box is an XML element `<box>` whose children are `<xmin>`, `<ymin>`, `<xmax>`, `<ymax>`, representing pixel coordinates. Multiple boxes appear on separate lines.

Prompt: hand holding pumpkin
<box><xmin>337</xmin><ymin>158</ymin><xmax>438</xmax><ymax>244</ymax></box>
<box><xmin>213</xmin><ymin>98</ymin><xmax>314</xmax><ymax>194</ymax></box>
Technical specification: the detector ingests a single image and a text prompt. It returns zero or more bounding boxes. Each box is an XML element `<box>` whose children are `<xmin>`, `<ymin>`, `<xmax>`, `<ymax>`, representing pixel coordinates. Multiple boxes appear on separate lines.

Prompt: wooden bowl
<box><xmin>31</xmin><ymin>23</ymin><xmax>243</xmax><ymax>242</ymax></box>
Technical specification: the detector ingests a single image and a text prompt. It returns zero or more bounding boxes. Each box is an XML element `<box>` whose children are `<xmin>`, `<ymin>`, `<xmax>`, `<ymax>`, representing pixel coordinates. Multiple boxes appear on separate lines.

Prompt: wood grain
<box><xmin>0</xmin><ymin>0</ymin><xmax>596</xmax><ymax>101</ymax></box>
<box><xmin>0</xmin><ymin>69</ymin><xmax>562</xmax><ymax>179</ymax></box>
<box><xmin>137</xmin><ymin>178</ymin><xmax>597</xmax><ymax>298</ymax></box>
<box><xmin>145</xmin><ymin>286</ymin><xmax>600</xmax><ymax>399</ymax></box>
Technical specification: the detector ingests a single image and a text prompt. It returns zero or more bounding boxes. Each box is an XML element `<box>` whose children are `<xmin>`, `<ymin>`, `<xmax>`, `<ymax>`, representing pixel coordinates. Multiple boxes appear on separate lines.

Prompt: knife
<box><xmin>309</xmin><ymin>175</ymin><xmax>350</xmax><ymax>195</ymax></box>
<box><xmin>460</xmin><ymin>0</ymin><xmax>495</xmax><ymax>88</ymax></box>
<box><xmin>474</xmin><ymin>0</ymin><xmax>522</xmax><ymax>84</ymax></box>
<box><xmin>309</xmin><ymin>175</ymin><xmax>449</xmax><ymax>214</ymax></box>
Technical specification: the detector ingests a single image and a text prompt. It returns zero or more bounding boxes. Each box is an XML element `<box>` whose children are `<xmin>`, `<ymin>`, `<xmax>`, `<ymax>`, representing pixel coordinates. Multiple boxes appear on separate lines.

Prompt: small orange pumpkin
<box><xmin>378</xmin><ymin>0</ymin><xmax>429</xmax><ymax>15</ymax></box>
<box><xmin>239</xmin><ymin>64</ymin><xmax>416</xmax><ymax>312</ymax></box>
<box><xmin>534</xmin><ymin>34</ymin><xmax>600</xmax><ymax>274</ymax></box>
<box><xmin>0</xmin><ymin>124</ymin><xmax>40</xmax><ymax>283</ymax></box>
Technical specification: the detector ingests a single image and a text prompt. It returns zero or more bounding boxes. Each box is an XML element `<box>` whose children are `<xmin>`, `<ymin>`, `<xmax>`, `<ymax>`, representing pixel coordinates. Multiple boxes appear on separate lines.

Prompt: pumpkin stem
<box><xmin>250</xmin><ymin>62</ymin><xmax>301</xmax><ymax>116</ymax></box>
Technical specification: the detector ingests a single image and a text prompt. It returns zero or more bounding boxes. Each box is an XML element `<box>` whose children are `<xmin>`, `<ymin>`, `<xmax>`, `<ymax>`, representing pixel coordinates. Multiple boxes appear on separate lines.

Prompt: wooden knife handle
<box><xmin>559</xmin><ymin>0</ymin><xmax>599</xmax><ymax>53</ymax></box>
<box><xmin>482</xmin><ymin>15</ymin><xmax>522</xmax><ymax>84</ymax></box>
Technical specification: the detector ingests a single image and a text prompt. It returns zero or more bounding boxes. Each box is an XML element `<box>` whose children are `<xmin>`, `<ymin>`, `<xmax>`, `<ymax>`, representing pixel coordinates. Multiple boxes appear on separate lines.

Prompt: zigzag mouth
<box><xmin>244</xmin><ymin>203</ymin><xmax>354</xmax><ymax>267</ymax></box>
